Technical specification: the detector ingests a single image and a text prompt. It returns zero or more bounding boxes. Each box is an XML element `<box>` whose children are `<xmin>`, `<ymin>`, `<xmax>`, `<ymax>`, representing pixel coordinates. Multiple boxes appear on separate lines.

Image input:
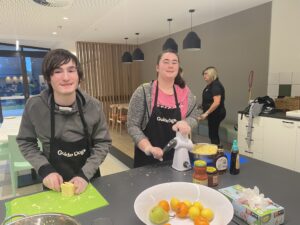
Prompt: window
<box><xmin>0</xmin><ymin>43</ymin><xmax>49</xmax><ymax>118</ymax></box>
<box><xmin>0</xmin><ymin>44</ymin><xmax>16</xmax><ymax>51</ymax></box>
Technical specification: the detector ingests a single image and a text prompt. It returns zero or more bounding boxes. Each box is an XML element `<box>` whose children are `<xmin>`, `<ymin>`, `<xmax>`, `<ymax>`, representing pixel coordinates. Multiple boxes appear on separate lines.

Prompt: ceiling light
<box><xmin>52</xmin><ymin>32</ymin><xmax>57</xmax><ymax>35</ymax></box>
<box><xmin>162</xmin><ymin>18</ymin><xmax>178</xmax><ymax>52</ymax></box>
<box><xmin>32</xmin><ymin>0</ymin><xmax>73</xmax><ymax>8</ymax></box>
<box><xmin>15</xmin><ymin>40</ymin><xmax>19</xmax><ymax>51</ymax></box>
<box><xmin>132</xmin><ymin>33</ymin><xmax>144</xmax><ymax>62</ymax></box>
<box><xmin>121</xmin><ymin>37</ymin><xmax>132</xmax><ymax>64</ymax></box>
<box><xmin>63</xmin><ymin>17</ymin><xmax>69</xmax><ymax>20</ymax></box>
<box><xmin>183</xmin><ymin>9</ymin><xmax>201</xmax><ymax>51</ymax></box>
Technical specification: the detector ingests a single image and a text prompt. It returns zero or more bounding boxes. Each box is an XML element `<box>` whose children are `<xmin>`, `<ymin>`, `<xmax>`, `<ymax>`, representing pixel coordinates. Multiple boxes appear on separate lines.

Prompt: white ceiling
<box><xmin>0</xmin><ymin>0</ymin><xmax>272</xmax><ymax>52</ymax></box>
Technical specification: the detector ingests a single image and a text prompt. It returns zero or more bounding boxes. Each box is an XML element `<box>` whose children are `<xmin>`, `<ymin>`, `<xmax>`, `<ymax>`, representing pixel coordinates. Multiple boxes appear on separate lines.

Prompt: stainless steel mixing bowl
<box><xmin>2</xmin><ymin>213</ymin><xmax>81</xmax><ymax>225</ymax></box>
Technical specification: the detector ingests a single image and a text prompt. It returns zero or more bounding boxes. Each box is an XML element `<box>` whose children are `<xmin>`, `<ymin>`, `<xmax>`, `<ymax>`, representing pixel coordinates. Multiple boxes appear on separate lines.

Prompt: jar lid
<box><xmin>218</xmin><ymin>148</ymin><xmax>224</xmax><ymax>152</ymax></box>
<box><xmin>194</xmin><ymin>160</ymin><xmax>206</xmax><ymax>167</ymax></box>
<box><xmin>206</xmin><ymin>166</ymin><xmax>217</xmax><ymax>173</ymax></box>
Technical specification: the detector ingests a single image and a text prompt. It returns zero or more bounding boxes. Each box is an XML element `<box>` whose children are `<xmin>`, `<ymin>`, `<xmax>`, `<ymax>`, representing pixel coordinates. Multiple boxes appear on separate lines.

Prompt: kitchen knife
<box><xmin>162</xmin><ymin>138</ymin><xmax>177</xmax><ymax>154</ymax></box>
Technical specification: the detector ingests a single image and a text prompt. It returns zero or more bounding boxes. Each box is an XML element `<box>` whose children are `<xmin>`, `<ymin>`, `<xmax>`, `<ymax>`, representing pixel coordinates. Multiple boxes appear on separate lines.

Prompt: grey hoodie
<box><xmin>17</xmin><ymin>88</ymin><xmax>111</xmax><ymax>181</ymax></box>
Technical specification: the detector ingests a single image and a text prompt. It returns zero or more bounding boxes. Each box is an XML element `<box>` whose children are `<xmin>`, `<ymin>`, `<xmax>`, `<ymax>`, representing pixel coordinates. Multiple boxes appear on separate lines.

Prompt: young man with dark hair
<box><xmin>17</xmin><ymin>49</ymin><xmax>111</xmax><ymax>194</ymax></box>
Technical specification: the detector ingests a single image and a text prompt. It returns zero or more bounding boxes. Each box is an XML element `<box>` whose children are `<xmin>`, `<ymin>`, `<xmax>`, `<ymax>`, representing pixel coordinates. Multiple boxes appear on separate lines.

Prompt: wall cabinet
<box><xmin>238</xmin><ymin>113</ymin><xmax>300</xmax><ymax>172</ymax></box>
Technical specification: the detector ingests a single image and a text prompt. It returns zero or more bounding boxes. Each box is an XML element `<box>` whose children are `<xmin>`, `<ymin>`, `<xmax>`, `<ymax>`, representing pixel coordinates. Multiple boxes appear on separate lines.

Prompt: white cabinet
<box><xmin>263</xmin><ymin>117</ymin><xmax>297</xmax><ymax>171</ymax></box>
<box><xmin>238</xmin><ymin>114</ymin><xmax>300</xmax><ymax>172</ymax></box>
<box><xmin>237</xmin><ymin>114</ymin><xmax>264</xmax><ymax>160</ymax></box>
<box><xmin>295</xmin><ymin>122</ymin><xmax>300</xmax><ymax>173</ymax></box>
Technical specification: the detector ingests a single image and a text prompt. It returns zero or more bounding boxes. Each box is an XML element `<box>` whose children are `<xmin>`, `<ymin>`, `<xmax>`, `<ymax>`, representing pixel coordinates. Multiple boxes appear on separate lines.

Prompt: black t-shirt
<box><xmin>202</xmin><ymin>78</ymin><xmax>225</xmax><ymax>114</ymax></box>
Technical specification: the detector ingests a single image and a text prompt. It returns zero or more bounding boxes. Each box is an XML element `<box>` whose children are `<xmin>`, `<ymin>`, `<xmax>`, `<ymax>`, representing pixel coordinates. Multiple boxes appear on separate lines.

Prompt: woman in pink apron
<box><xmin>127</xmin><ymin>49</ymin><xmax>198</xmax><ymax>167</ymax></box>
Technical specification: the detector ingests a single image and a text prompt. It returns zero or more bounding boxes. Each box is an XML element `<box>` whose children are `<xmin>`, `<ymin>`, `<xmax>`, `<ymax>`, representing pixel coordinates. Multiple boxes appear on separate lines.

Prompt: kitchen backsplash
<box><xmin>267</xmin><ymin>72</ymin><xmax>300</xmax><ymax>99</ymax></box>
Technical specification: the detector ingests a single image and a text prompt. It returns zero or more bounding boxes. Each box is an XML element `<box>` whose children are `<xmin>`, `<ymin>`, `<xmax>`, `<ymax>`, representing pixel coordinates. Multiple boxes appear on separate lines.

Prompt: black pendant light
<box><xmin>132</xmin><ymin>33</ymin><xmax>144</xmax><ymax>61</ymax></box>
<box><xmin>121</xmin><ymin>37</ymin><xmax>132</xmax><ymax>64</ymax></box>
<box><xmin>183</xmin><ymin>9</ymin><xmax>201</xmax><ymax>51</ymax></box>
<box><xmin>162</xmin><ymin>18</ymin><xmax>178</xmax><ymax>52</ymax></box>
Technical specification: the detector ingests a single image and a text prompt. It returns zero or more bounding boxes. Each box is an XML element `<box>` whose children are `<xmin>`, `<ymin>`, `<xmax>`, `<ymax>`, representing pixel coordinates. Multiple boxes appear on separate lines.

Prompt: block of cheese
<box><xmin>61</xmin><ymin>182</ymin><xmax>75</xmax><ymax>197</ymax></box>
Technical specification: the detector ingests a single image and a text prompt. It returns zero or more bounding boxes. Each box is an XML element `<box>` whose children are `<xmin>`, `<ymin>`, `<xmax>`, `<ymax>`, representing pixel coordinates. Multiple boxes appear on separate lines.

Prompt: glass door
<box><xmin>0</xmin><ymin>55</ymin><xmax>26</xmax><ymax>120</ymax></box>
<box><xmin>25</xmin><ymin>56</ymin><xmax>46</xmax><ymax>95</ymax></box>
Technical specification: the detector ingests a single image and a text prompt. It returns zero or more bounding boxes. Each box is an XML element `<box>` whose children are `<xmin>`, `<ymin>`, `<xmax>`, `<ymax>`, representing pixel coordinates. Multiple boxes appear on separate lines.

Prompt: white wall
<box><xmin>268</xmin><ymin>0</ymin><xmax>300</xmax><ymax>98</ymax></box>
<box><xmin>54</xmin><ymin>40</ymin><xmax>76</xmax><ymax>54</ymax></box>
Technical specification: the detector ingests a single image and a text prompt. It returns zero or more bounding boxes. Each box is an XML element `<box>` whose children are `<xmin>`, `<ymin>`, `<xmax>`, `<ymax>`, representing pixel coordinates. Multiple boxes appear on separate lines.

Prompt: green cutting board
<box><xmin>5</xmin><ymin>184</ymin><xmax>109</xmax><ymax>217</ymax></box>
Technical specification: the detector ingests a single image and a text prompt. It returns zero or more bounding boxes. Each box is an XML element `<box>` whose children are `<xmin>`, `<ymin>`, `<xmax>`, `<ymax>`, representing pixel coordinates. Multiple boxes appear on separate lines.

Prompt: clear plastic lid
<box><xmin>194</xmin><ymin>160</ymin><xmax>207</xmax><ymax>167</ymax></box>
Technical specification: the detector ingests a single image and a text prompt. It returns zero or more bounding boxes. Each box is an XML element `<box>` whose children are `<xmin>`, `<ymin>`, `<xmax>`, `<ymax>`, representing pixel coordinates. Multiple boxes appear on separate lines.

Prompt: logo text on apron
<box><xmin>57</xmin><ymin>149</ymin><xmax>86</xmax><ymax>157</ymax></box>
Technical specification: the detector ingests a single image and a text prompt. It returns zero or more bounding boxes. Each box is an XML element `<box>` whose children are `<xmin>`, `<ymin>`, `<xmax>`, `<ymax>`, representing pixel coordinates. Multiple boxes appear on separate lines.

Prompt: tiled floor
<box><xmin>0</xmin><ymin>126</ymin><xmax>132</xmax><ymax>200</ymax></box>
<box><xmin>109</xmin><ymin>127</ymin><xmax>134</xmax><ymax>158</ymax></box>
<box><xmin>0</xmin><ymin>160</ymin><xmax>43</xmax><ymax>200</ymax></box>
<box><xmin>100</xmin><ymin>153</ymin><xmax>130</xmax><ymax>176</ymax></box>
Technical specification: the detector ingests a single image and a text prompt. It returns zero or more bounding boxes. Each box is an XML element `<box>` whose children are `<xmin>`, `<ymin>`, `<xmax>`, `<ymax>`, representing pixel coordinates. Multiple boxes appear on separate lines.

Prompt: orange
<box><xmin>158</xmin><ymin>200</ymin><xmax>170</xmax><ymax>212</ymax></box>
<box><xmin>183</xmin><ymin>200</ymin><xmax>192</xmax><ymax>209</ymax></box>
<box><xmin>194</xmin><ymin>215</ymin><xmax>209</xmax><ymax>225</ymax></box>
<box><xmin>175</xmin><ymin>202</ymin><xmax>189</xmax><ymax>218</ymax></box>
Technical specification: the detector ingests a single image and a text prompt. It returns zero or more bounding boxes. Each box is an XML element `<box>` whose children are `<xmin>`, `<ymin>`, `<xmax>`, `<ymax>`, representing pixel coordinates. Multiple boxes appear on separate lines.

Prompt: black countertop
<box><xmin>239</xmin><ymin>110</ymin><xmax>300</xmax><ymax>121</ymax></box>
<box><xmin>1</xmin><ymin>157</ymin><xmax>300</xmax><ymax>225</ymax></box>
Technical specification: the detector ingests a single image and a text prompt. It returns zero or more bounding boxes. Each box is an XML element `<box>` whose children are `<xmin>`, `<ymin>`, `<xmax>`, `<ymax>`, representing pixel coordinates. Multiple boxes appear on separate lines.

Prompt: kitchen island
<box><xmin>1</xmin><ymin>156</ymin><xmax>300</xmax><ymax>225</ymax></box>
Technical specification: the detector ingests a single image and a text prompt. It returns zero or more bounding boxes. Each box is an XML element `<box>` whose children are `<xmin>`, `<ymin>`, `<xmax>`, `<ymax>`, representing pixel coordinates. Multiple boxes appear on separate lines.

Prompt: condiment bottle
<box><xmin>207</xmin><ymin>166</ymin><xmax>219</xmax><ymax>187</ymax></box>
<box><xmin>214</xmin><ymin>146</ymin><xmax>228</xmax><ymax>174</ymax></box>
<box><xmin>192</xmin><ymin>160</ymin><xmax>208</xmax><ymax>186</ymax></box>
<box><xmin>230</xmin><ymin>139</ymin><xmax>240</xmax><ymax>175</ymax></box>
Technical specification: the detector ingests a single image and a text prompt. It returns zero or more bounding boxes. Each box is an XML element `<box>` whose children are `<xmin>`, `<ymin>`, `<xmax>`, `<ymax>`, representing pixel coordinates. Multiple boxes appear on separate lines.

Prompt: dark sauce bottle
<box><xmin>230</xmin><ymin>139</ymin><xmax>240</xmax><ymax>175</ymax></box>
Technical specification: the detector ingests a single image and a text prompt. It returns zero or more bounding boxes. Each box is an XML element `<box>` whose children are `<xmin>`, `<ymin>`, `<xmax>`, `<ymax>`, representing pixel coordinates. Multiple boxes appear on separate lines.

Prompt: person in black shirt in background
<box><xmin>199</xmin><ymin>66</ymin><xmax>226</xmax><ymax>146</ymax></box>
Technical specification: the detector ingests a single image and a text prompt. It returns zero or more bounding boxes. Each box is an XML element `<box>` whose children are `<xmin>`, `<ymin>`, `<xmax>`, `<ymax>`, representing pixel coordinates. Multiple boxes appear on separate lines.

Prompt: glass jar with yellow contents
<box><xmin>207</xmin><ymin>166</ymin><xmax>219</xmax><ymax>187</ymax></box>
<box><xmin>192</xmin><ymin>160</ymin><xmax>208</xmax><ymax>186</ymax></box>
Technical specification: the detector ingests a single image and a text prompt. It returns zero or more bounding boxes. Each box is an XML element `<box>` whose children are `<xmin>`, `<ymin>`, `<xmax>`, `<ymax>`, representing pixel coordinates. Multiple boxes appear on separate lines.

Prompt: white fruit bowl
<box><xmin>134</xmin><ymin>182</ymin><xmax>233</xmax><ymax>225</ymax></box>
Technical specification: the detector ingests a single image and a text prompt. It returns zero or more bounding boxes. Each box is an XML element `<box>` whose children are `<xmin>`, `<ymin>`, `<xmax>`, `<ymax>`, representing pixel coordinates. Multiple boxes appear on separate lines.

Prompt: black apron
<box><xmin>134</xmin><ymin>82</ymin><xmax>181</xmax><ymax>168</ymax></box>
<box><xmin>49</xmin><ymin>94</ymin><xmax>100</xmax><ymax>181</ymax></box>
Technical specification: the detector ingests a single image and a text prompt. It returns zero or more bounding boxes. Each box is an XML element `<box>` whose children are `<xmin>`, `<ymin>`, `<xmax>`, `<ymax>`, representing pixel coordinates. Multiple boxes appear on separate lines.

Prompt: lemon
<box><xmin>170</xmin><ymin>197</ymin><xmax>180</xmax><ymax>211</ymax></box>
<box><xmin>201</xmin><ymin>208</ymin><xmax>214</xmax><ymax>221</ymax></box>
<box><xmin>188</xmin><ymin>205</ymin><xmax>201</xmax><ymax>220</ymax></box>
<box><xmin>193</xmin><ymin>201</ymin><xmax>204</xmax><ymax>212</ymax></box>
